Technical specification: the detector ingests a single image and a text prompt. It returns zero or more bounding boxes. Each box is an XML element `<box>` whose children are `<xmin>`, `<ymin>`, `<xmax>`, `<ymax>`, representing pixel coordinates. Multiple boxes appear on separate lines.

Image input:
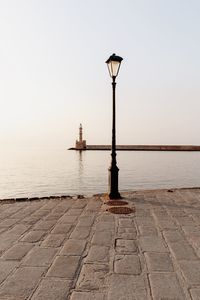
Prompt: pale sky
<box><xmin>0</xmin><ymin>0</ymin><xmax>200</xmax><ymax>149</ymax></box>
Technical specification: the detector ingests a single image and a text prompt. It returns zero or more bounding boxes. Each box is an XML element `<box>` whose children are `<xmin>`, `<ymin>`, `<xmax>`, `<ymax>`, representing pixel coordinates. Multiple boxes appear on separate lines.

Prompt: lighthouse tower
<box><xmin>75</xmin><ymin>124</ymin><xmax>86</xmax><ymax>150</ymax></box>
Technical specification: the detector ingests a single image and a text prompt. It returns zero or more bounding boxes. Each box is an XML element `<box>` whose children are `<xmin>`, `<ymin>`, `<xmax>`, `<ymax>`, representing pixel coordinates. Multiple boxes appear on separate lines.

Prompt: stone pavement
<box><xmin>0</xmin><ymin>188</ymin><xmax>200</xmax><ymax>299</ymax></box>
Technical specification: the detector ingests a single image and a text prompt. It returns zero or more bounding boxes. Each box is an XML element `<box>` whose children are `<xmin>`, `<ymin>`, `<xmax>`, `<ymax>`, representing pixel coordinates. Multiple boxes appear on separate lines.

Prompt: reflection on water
<box><xmin>77</xmin><ymin>150</ymin><xmax>84</xmax><ymax>193</ymax></box>
<box><xmin>0</xmin><ymin>148</ymin><xmax>200</xmax><ymax>198</ymax></box>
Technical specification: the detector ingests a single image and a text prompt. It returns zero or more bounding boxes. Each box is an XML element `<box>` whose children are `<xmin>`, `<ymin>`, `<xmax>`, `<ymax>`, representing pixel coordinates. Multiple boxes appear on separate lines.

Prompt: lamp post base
<box><xmin>108</xmin><ymin>166</ymin><xmax>122</xmax><ymax>199</ymax></box>
<box><xmin>109</xmin><ymin>192</ymin><xmax>122</xmax><ymax>199</ymax></box>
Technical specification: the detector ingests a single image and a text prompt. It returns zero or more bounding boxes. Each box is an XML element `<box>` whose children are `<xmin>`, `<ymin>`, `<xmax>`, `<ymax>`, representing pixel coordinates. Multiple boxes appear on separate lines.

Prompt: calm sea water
<box><xmin>1</xmin><ymin>148</ymin><xmax>200</xmax><ymax>199</ymax></box>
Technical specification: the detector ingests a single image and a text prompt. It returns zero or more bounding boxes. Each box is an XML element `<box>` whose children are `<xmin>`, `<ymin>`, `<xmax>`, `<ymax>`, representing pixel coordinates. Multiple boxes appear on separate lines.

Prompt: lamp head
<box><xmin>106</xmin><ymin>53</ymin><xmax>123</xmax><ymax>78</ymax></box>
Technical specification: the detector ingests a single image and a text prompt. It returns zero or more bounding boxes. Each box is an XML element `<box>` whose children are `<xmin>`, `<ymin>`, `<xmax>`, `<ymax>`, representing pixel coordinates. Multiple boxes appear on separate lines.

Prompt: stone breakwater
<box><xmin>0</xmin><ymin>188</ymin><xmax>200</xmax><ymax>299</ymax></box>
<box><xmin>69</xmin><ymin>145</ymin><xmax>200</xmax><ymax>151</ymax></box>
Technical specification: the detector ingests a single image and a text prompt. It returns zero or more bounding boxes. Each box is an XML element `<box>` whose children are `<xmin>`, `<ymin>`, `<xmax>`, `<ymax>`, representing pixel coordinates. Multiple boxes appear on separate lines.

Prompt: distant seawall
<box><xmin>69</xmin><ymin>145</ymin><xmax>200</xmax><ymax>151</ymax></box>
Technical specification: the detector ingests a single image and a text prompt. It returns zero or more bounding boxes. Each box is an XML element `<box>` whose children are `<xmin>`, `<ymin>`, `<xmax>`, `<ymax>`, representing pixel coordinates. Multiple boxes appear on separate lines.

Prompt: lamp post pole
<box><xmin>106</xmin><ymin>53</ymin><xmax>123</xmax><ymax>199</ymax></box>
<box><xmin>109</xmin><ymin>75</ymin><xmax>121</xmax><ymax>199</ymax></box>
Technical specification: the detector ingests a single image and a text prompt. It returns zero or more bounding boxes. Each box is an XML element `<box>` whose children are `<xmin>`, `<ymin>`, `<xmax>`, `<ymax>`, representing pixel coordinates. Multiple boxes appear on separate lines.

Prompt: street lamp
<box><xmin>106</xmin><ymin>53</ymin><xmax>123</xmax><ymax>199</ymax></box>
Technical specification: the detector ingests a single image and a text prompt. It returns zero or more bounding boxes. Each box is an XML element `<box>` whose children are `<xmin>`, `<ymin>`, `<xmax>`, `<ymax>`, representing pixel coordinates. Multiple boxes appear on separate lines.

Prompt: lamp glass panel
<box><xmin>107</xmin><ymin>62</ymin><xmax>112</xmax><ymax>77</ymax></box>
<box><xmin>111</xmin><ymin>60</ymin><xmax>120</xmax><ymax>77</ymax></box>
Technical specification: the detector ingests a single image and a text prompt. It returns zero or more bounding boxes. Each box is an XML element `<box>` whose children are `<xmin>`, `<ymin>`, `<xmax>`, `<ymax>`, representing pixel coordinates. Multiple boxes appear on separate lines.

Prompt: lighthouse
<box><xmin>75</xmin><ymin>124</ymin><xmax>86</xmax><ymax>150</ymax></box>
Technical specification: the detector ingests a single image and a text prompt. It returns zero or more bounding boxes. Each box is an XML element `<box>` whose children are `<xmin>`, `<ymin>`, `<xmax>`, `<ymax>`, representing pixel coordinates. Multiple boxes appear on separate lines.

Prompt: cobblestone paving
<box><xmin>0</xmin><ymin>188</ymin><xmax>200</xmax><ymax>299</ymax></box>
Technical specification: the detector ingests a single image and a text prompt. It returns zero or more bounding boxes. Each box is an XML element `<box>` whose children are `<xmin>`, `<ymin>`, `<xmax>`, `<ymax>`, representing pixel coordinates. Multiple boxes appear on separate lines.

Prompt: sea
<box><xmin>1</xmin><ymin>148</ymin><xmax>200</xmax><ymax>199</ymax></box>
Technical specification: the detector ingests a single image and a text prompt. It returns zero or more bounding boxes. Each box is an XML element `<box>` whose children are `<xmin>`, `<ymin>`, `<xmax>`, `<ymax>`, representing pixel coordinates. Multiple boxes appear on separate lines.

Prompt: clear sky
<box><xmin>0</xmin><ymin>0</ymin><xmax>200</xmax><ymax>149</ymax></box>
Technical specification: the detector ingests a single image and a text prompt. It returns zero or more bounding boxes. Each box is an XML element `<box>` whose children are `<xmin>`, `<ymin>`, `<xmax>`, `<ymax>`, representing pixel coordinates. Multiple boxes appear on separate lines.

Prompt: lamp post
<box><xmin>106</xmin><ymin>53</ymin><xmax>123</xmax><ymax>199</ymax></box>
